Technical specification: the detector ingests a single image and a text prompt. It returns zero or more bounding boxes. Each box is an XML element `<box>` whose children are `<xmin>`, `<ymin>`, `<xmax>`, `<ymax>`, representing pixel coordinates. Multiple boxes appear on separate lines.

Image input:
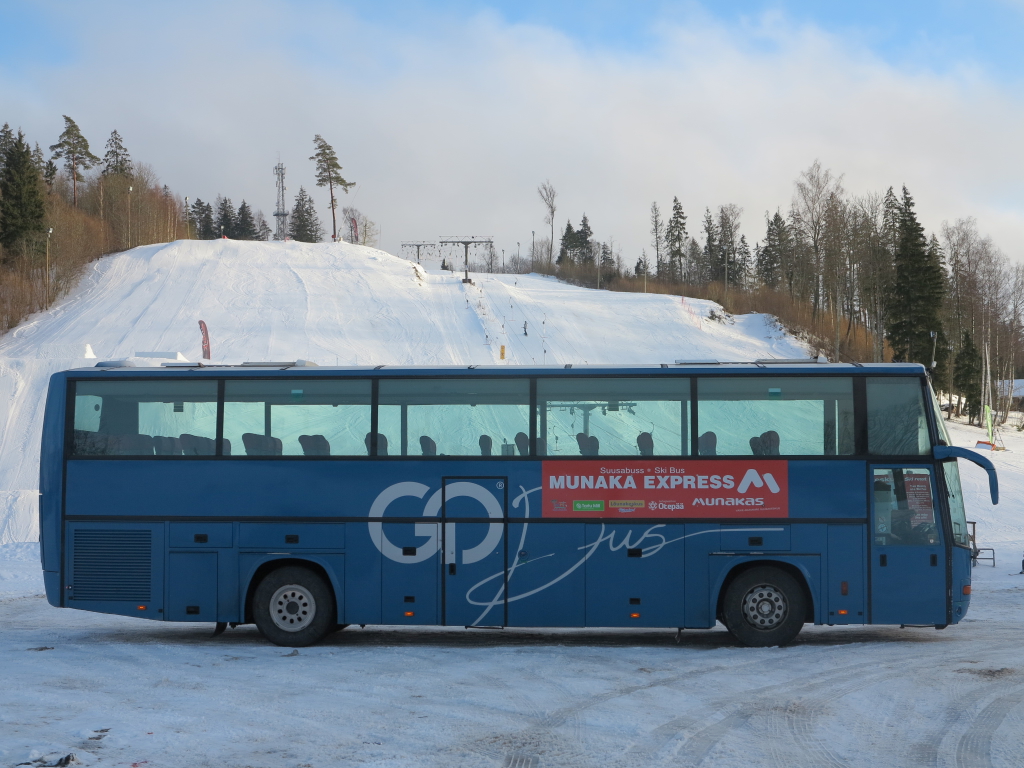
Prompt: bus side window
<box><xmin>223</xmin><ymin>379</ymin><xmax>371</xmax><ymax>457</ymax></box>
<box><xmin>866</xmin><ymin>377</ymin><xmax>930</xmax><ymax>455</ymax></box>
<box><xmin>71</xmin><ymin>380</ymin><xmax>218</xmax><ymax>457</ymax></box>
<box><xmin>537</xmin><ymin>378</ymin><xmax>690</xmax><ymax>457</ymax></box>
<box><xmin>378</xmin><ymin>378</ymin><xmax>529</xmax><ymax>457</ymax></box>
<box><xmin>696</xmin><ymin>376</ymin><xmax>854</xmax><ymax>456</ymax></box>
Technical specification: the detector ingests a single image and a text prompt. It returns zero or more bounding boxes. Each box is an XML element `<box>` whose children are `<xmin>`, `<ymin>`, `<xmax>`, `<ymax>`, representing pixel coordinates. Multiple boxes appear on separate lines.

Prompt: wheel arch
<box><xmin>243</xmin><ymin>556</ymin><xmax>339</xmax><ymax>625</ymax></box>
<box><xmin>714</xmin><ymin>558</ymin><xmax>816</xmax><ymax>625</ymax></box>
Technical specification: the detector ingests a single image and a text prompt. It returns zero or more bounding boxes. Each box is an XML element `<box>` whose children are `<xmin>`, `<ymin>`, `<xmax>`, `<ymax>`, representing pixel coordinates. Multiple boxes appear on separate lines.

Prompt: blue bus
<box><xmin>38</xmin><ymin>361</ymin><xmax>998</xmax><ymax>647</ymax></box>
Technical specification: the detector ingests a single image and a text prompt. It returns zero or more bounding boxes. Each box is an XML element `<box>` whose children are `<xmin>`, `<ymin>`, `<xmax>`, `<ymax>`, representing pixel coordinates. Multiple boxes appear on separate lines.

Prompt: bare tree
<box><xmin>537</xmin><ymin>181</ymin><xmax>557</xmax><ymax>267</ymax></box>
<box><xmin>791</xmin><ymin>160</ymin><xmax>844</xmax><ymax>318</ymax></box>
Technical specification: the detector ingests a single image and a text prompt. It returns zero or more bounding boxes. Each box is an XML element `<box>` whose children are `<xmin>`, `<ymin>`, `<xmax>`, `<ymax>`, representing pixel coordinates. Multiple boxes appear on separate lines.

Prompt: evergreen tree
<box><xmin>0</xmin><ymin>131</ymin><xmax>47</xmax><ymax>255</ymax></box>
<box><xmin>48</xmin><ymin>115</ymin><xmax>99</xmax><ymax>206</ymax></box>
<box><xmin>650</xmin><ymin>202</ymin><xmax>665</xmax><ymax>277</ymax></box>
<box><xmin>310</xmin><ymin>134</ymin><xmax>354</xmax><ymax>241</ymax></box>
<box><xmin>235</xmin><ymin>201</ymin><xmax>258</xmax><ymax>240</ymax></box>
<box><xmin>214</xmin><ymin>196</ymin><xmax>236</xmax><ymax>238</ymax></box>
<box><xmin>757</xmin><ymin>211</ymin><xmax>783</xmax><ymax>288</ymax></box>
<box><xmin>31</xmin><ymin>143</ymin><xmax>45</xmax><ymax>174</ymax></box>
<box><xmin>0</xmin><ymin>123</ymin><xmax>14</xmax><ymax>171</ymax></box>
<box><xmin>577</xmin><ymin>214</ymin><xmax>594</xmax><ymax>264</ymax></box>
<box><xmin>101</xmin><ymin>130</ymin><xmax>133</xmax><ymax>176</ymax></box>
<box><xmin>255</xmin><ymin>211</ymin><xmax>272</xmax><ymax>241</ymax></box>
<box><xmin>557</xmin><ymin>219</ymin><xmax>574</xmax><ymax>265</ymax></box>
<box><xmin>665</xmin><ymin>197</ymin><xmax>688</xmax><ymax>282</ymax></box>
<box><xmin>886</xmin><ymin>186</ymin><xmax>946</xmax><ymax>364</ymax></box>
<box><xmin>289</xmin><ymin>187</ymin><xmax>323</xmax><ymax>242</ymax></box>
<box><xmin>953</xmin><ymin>332</ymin><xmax>982</xmax><ymax>423</ymax></box>
<box><xmin>635</xmin><ymin>250</ymin><xmax>651</xmax><ymax>277</ymax></box>
<box><xmin>700</xmin><ymin>208</ymin><xmax>718</xmax><ymax>285</ymax></box>
<box><xmin>191</xmin><ymin>198</ymin><xmax>216</xmax><ymax>240</ymax></box>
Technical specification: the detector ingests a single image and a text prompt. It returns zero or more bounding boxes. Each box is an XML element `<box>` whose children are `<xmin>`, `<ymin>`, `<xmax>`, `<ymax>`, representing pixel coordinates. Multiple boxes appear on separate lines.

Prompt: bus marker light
<box><xmin>963</xmin><ymin>585</ymin><xmax>971</xmax><ymax>595</ymax></box>
<box><xmin>137</xmin><ymin>605</ymin><xmax>147</xmax><ymax>611</ymax></box>
<box><xmin>630</xmin><ymin>613</ymin><xmax>640</xmax><ymax>619</ymax></box>
<box><xmin>404</xmin><ymin>611</ymin><xmax>415</xmax><ymax>617</ymax></box>
<box><xmin>840</xmin><ymin>581</ymin><xmax>848</xmax><ymax>596</ymax></box>
<box><xmin>838</xmin><ymin>609</ymin><xmax>848</xmax><ymax>615</ymax></box>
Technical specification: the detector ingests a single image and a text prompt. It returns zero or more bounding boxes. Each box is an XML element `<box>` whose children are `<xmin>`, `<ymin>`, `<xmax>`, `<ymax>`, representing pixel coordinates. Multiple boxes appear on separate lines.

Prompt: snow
<box><xmin>0</xmin><ymin>240</ymin><xmax>806</xmax><ymax>543</ymax></box>
<box><xmin>3</xmin><ymin>241</ymin><xmax>1023</xmax><ymax>767</ymax></box>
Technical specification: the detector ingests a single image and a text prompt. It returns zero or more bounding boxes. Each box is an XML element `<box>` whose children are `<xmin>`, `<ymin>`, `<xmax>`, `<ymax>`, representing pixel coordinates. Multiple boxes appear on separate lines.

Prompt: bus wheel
<box><xmin>722</xmin><ymin>567</ymin><xmax>806</xmax><ymax>647</ymax></box>
<box><xmin>253</xmin><ymin>566</ymin><xmax>336</xmax><ymax>647</ymax></box>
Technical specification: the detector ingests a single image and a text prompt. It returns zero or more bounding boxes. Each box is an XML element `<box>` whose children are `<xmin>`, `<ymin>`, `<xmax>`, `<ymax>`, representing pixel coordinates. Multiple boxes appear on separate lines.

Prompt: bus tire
<box><xmin>253</xmin><ymin>566</ymin><xmax>337</xmax><ymax>647</ymax></box>
<box><xmin>721</xmin><ymin>566</ymin><xmax>806</xmax><ymax>647</ymax></box>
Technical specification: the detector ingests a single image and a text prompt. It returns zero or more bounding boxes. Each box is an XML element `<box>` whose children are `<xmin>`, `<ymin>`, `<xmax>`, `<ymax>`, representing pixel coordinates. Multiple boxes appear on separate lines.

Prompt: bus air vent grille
<box><xmin>72</xmin><ymin>529</ymin><xmax>152</xmax><ymax>601</ymax></box>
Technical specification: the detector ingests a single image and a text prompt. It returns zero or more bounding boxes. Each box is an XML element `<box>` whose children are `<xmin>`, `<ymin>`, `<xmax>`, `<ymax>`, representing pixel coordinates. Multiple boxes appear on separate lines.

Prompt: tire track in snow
<box><xmin>954</xmin><ymin>684</ymin><xmax>1024</xmax><ymax>768</ymax></box>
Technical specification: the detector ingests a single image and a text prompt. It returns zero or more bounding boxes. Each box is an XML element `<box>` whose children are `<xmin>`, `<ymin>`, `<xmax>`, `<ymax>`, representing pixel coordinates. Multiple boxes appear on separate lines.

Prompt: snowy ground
<box><xmin>0</xmin><ymin>240</ymin><xmax>805</xmax><ymax>544</ymax></box>
<box><xmin>0</xmin><ymin>419</ymin><xmax>1021</xmax><ymax>768</ymax></box>
<box><xmin>3</xmin><ymin>241</ymin><xmax>1022</xmax><ymax>767</ymax></box>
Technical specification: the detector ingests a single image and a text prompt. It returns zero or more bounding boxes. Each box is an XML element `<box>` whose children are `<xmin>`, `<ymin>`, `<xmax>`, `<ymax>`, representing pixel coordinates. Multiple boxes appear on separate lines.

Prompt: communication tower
<box><xmin>273</xmin><ymin>161</ymin><xmax>288</xmax><ymax>240</ymax></box>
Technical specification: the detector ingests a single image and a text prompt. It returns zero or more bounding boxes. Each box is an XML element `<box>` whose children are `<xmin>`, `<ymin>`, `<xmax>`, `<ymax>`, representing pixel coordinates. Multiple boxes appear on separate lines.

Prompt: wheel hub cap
<box><xmin>270</xmin><ymin>584</ymin><xmax>316</xmax><ymax>632</ymax></box>
<box><xmin>741</xmin><ymin>584</ymin><xmax>788</xmax><ymax>630</ymax></box>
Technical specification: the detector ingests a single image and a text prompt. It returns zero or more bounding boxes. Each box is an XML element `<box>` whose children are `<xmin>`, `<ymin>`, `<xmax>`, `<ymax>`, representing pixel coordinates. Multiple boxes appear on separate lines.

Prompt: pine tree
<box><xmin>48</xmin><ymin>115</ymin><xmax>99</xmax><ymax>206</ymax></box>
<box><xmin>577</xmin><ymin>214</ymin><xmax>594</xmax><ymax>264</ymax></box>
<box><xmin>886</xmin><ymin>186</ymin><xmax>946</xmax><ymax>364</ymax></box>
<box><xmin>757</xmin><ymin>211</ymin><xmax>783</xmax><ymax>288</ymax></box>
<box><xmin>191</xmin><ymin>198</ymin><xmax>216</xmax><ymax>240</ymax></box>
<box><xmin>700</xmin><ymin>208</ymin><xmax>719</xmax><ymax>285</ymax></box>
<box><xmin>254</xmin><ymin>211</ymin><xmax>272</xmax><ymax>241</ymax></box>
<box><xmin>954</xmin><ymin>332</ymin><xmax>982</xmax><ymax>423</ymax></box>
<box><xmin>235</xmin><ymin>201</ymin><xmax>258</xmax><ymax>240</ymax></box>
<box><xmin>557</xmin><ymin>219</ymin><xmax>574</xmax><ymax>265</ymax></box>
<box><xmin>310</xmin><ymin>134</ymin><xmax>354</xmax><ymax>241</ymax></box>
<box><xmin>650</xmin><ymin>202</ymin><xmax>665</xmax><ymax>277</ymax></box>
<box><xmin>214</xmin><ymin>196</ymin><xmax>236</xmax><ymax>238</ymax></box>
<box><xmin>0</xmin><ymin>131</ymin><xmax>47</xmax><ymax>256</ymax></box>
<box><xmin>665</xmin><ymin>197</ymin><xmax>688</xmax><ymax>283</ymax></box>
<box><xmin>0</xmin><ymin>123</ymin><xmax>14</xmax><ymax>171</ymax></box>
<box><xmin>289</xmin><ymin>187</ymin><xmax>324</xmax><ymax>243</ymax></box>
<box><xmin>101</xmin><ymin>130</ymin><xmax>133</xmax><ymax>176</ymax></box>
<box><xmin>635</xmin><ymin>250</ymin><xmax>651</xmax><ymax>277</ymax></box>
<box><xmin>31</xmin><ymin>143</ymin><xmax>45</xmax><ymax>174</ymax></box>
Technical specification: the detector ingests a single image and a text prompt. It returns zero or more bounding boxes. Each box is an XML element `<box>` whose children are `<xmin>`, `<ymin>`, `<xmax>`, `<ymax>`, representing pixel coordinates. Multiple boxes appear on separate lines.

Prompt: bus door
<box><xmin>441</xmin><ymin>477</ymin><xmax>507</xmax><ymax>627</ymax></box>
<box><xmin>870</xmin><ymin>467</ymin><xmax>946</xmax><ymax>625</ymax></box>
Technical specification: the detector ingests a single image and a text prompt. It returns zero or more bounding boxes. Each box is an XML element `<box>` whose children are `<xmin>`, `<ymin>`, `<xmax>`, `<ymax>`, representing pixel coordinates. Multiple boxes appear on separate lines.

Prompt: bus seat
<box><xmin>113</xmin><ymin>434</ymin><xmax>154</xmax><ymax>455</ymax></box>
<box><xmin>637</xmin><ymin>431</ymin><xmax>654</xmax><ymax>456</ymax></box>
<box><xmin>589</xmin><ymin>435</ymin><xmax>599</xmax><ymax>455</ymax></box>
<box><xmin>364</xmin><ymin>432</ymin><xmax>389</xmax><ymax>456</ymax></box>
<box><xmin>749</xmin><ymin>436</ymin><xmax>765</xmax><ymax>455</ymax></box>
<box><xmin>153</xmin><ymin>436</ymin><xmax>183</xmax><ymax>455</ymax></box>
<box><xmin>479</xmin><ymin>435</ymin><xmax>493</xmax><ymax>456</ymax></box>
<box><xmin>698</xmin><ymin>431</ymin><xmax>717</xmax><ymax>456</ymax></box>
<box><xmin>242</xmin><ymin>433</ymin><xmax>283</xmax><ymax>456</ymax></box>
<box><xmin>761</xmin><ymin>430</ymin><xmax>780</xmax><ymax>455</ymax></box>
<box><xmin>576</xmin><ymin>433</ymin><xmax>590</xmax><ymax>455</ymax></box>
<box><xmin>515</xmin><ymin>432</ymin><xmax>529</xmax><ymax>456</ymax></box>
<box><xmin>536</xmin><ymin>437</ymin><xmax>547</xmax><ymax>456</ymax></box>
<box><xmin>420</xmin><ymin>435</ymin><xmax>437</xmax><ymax>456</ymax></box>
<box><xmin>180</xmin><ymin>434</ymin><xmax>216</xmax><ymax>456</ymax></box>
<box><xmin>298</xmin><ymin>434</ymin><xmax>331</xmax><ymax>456</ymax></box>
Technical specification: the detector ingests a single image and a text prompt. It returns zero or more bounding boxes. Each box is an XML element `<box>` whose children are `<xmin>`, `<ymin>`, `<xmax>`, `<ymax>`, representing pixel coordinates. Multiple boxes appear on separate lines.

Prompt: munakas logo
<box><xmin>736</xmin><ymin>468</ymin><xmax>781</xmax><ymax>494</ymax></box>
<box><xmin>693</xmin><ymin>469</ymin><xmax>781</xmax><ymax>506</ymax></box>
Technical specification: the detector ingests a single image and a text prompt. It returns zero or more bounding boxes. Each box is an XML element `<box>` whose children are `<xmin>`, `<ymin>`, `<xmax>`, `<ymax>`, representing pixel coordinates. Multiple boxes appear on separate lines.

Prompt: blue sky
<box><xmin>0</xmin><ymin>1</ymin><xmax>1021</xmax><ymax>260</ymax></box>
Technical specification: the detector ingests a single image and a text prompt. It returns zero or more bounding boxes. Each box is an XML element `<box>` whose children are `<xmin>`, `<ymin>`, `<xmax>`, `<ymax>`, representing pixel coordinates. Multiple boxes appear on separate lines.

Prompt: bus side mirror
<box><xmin>933</xmin><ymin>445</ymin><xmax>999</xmax><ymax>505</ymax></box>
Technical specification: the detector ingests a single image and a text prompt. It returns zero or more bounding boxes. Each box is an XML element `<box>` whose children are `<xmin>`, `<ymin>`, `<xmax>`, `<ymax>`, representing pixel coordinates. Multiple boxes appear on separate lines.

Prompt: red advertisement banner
<box><xmin>542</xmin><ymin>460</ymin><xmax>789</xmax><ymax>518</ymax></box>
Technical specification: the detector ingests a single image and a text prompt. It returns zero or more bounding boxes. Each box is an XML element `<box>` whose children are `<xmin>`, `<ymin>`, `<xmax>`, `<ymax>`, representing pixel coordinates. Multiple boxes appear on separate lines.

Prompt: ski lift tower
<box><xmin>273</xmin><ymin>161</ymin><xmax>288</xmax><ymax>240</ymax></box>
<box><xmin>438</xmin><ymin>236</ymin><xmax>493</xmax><ymax>284</ymax></box>
<box><xmin>401</xmin><ymin>241</ymin><xmax>435</xmax><ymax>264</ymax></box>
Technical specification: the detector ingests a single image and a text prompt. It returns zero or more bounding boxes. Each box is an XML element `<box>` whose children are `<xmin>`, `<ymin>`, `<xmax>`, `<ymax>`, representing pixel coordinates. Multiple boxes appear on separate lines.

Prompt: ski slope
<box><xmin>0</xmin><ymin>239</ymin><xmax>806</xmax><ymax>543</ymax></box>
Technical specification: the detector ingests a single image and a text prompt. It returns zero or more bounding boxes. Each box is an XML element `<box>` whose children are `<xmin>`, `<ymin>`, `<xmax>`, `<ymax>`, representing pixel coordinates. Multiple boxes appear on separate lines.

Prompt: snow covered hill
<box><xmin>0</xmin><ymin>239</ymin><xmax>807</xmax><ymax>543</ymax></box>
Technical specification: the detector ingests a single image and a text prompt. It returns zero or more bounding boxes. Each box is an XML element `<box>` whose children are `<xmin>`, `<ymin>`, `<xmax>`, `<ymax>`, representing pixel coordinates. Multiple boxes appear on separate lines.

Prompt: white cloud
<box><xmin>2</xmin><ymin>2</ymin><xmax>1021</xmax><ymax>261</ymax></box>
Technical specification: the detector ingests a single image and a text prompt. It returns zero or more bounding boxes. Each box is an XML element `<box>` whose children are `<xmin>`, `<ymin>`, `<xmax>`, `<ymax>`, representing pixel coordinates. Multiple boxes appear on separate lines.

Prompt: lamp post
<box><xmin>531</xmin><ymin>231</ymin><xmax>535</xmax><ymax>271</ymax></box>
<box><xmin>185</xmin><ymin>196</ymin><xmax>190</xmax><ymax>239</ymax></box>
<box><xmin>127</xmin><ymin>185</ymin><xmax>133</xmax><ymax>249</ymax></box>
<box><xmin>45</xmin><ymin>227</ymin><xmax>53</xmax><ymax>302</ymax></box>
